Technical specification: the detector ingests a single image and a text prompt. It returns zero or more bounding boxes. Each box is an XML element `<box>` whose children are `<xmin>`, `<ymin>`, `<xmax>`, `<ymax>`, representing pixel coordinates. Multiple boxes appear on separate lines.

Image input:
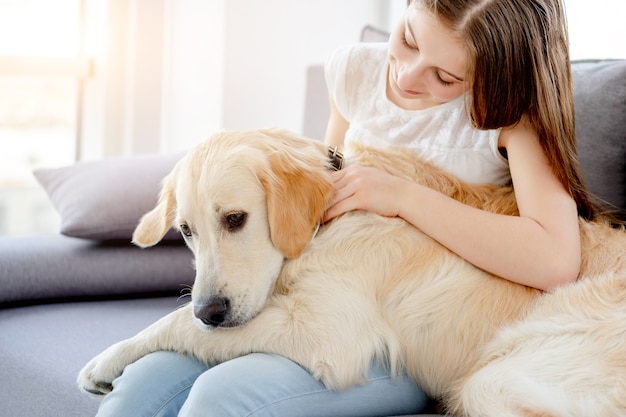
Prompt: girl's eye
<box><xmin>401</xmin><ymin>33</ymin><xmax>415</xmax><ymax>50</ymax></box>
<box><xmin>434</xmin><ymin>71</ymin><xmax>454</xmax><ymax>87</ymax></box>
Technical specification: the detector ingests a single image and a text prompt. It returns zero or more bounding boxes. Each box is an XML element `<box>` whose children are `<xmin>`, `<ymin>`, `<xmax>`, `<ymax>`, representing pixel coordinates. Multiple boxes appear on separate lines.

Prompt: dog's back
<box><xmin>270</xmin><ymin>141</ymin><xmax>536</xmax><ymax>398</ymax></box>
<box><xmin>293</xmin><ymin>141</ymin><xmax>626</xmax><ymax>409</ymax></box>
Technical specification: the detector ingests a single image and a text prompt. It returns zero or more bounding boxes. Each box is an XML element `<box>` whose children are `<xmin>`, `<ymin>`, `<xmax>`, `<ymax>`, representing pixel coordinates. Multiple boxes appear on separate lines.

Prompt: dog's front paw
<box><xmin>77</xmin><ymin>343</ymin><xmax>134</xmax><ymax>396</ymax></box>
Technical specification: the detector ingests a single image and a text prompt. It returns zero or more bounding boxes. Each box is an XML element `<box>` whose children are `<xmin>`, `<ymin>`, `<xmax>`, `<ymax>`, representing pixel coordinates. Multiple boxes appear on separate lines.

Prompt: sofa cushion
<box><xmin>34</xmin><ymin>151</ymin><xmax>185</xmax><ymax>241</ymax></box>
<box><xmin>0</xmin><ymin>297</ymin><xmax>184</xmax><ymax>417</ymax></box>
<box><xmin>0</xmin><ymin>234</ymin><xmax>194</xmax><ymax>305</ymax></box>
<box><xmin>572</xmin><ymin>60</ymin><xmax>626</xmax><ymax>218</ymax></box>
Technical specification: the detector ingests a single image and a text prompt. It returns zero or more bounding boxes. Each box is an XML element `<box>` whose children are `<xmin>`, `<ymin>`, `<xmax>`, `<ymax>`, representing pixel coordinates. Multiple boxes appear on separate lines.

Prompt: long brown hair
<box><xmin>410</xmin><ymin>0</ymin><xmax>602</xmax><ymax>222</ymax></box>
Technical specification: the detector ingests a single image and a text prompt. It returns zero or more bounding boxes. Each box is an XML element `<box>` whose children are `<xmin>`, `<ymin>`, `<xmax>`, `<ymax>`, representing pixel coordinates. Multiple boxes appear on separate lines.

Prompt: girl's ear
<box><xmin>260</xmin><ymin>150</ymin><xmax>334</xmax><ymax>259</ymax></box>
<box><xmin>132</xmin><ymin>168</ymin><xmax>178</xmax><ymax>248</ymax></box>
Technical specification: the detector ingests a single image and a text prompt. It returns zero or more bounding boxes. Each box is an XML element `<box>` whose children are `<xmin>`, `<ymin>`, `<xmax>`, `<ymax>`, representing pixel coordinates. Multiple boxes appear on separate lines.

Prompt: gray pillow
<box><xmin>572</xmin><ymin>60</ymin><xmax>626</xmax><ymax>218</ymax></box>
<box><xmin>34</xmin><ymin>152</ymin><xmax>184</xmax><ymax>240</ymax></box>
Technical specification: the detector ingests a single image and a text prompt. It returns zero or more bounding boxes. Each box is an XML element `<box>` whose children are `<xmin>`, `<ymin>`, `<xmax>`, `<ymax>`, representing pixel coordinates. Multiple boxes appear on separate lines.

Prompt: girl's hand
<box><xmin>323</xmin><ymin>165</ymin><xmax>406</xmax><ymax>222</ymax></box>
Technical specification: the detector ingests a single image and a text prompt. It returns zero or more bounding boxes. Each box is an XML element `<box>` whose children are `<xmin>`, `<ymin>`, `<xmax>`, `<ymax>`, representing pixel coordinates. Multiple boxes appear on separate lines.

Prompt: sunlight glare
<box><xmin>0</xmin><ymin>0</ymin><xmax>80</xmax><ymax>57</ymax></box>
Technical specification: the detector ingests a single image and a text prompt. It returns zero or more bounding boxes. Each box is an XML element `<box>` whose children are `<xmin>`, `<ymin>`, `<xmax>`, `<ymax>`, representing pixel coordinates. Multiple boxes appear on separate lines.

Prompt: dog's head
<box><xmin>132</xmin><ymin>128</ymin><xmax>334</xmax><ymax>329</ymax></box>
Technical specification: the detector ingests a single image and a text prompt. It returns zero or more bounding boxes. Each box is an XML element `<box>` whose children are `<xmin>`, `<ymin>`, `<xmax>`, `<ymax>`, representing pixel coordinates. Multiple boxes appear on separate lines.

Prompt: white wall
<box><xmin>220</xmin><ymin>0</ymin><xmax>394</xmax><ymax>134</ymax></box>
<box><xmin>79</xmin><ymin>0</ymin><xmax>626</xmax><ymax>160</ymax></box>
<box><xmin>165</xmin><ymin>0</ymin><xmax>405</xmax><ymax>151</ymax></box>
<box><xmin>80</xmin><ymin>0</ymin><xmax>403</xmax><ymax>158</ymax></box>
<box><xmin>564</xmin><ymin>0</ymin><xmax>626</xmax><ymax>60</ymax></box>
<box><xmin>160</xmin><ymin>0</ymin><xmax>225</xmax><ymax>153</ymax></box>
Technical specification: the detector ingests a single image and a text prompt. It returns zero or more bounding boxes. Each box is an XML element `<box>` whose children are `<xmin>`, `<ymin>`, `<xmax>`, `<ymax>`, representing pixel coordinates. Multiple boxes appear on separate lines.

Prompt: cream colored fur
<box><xmin>77</xmin><ymin>128</ymin><xmax>626</xmax><ymax>417</ymax></box>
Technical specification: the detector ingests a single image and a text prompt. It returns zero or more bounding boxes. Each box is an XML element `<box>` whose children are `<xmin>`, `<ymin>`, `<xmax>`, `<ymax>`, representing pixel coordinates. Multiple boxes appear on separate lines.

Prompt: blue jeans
<box><xmin>95</xmin><ymin>351</ymin><xmax>428</xmax><ymax>417</ymax></box>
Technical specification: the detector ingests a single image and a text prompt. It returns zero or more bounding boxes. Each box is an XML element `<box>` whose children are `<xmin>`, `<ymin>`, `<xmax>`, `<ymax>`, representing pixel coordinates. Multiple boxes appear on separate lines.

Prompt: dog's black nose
<box><xmin>194</xmin><ymin>297</ymin><xmax>230</xmax><ymax>327</ymax></box>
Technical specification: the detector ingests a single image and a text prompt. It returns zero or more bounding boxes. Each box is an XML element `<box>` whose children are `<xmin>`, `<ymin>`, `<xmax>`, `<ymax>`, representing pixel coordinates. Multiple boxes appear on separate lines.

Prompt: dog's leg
<box><xmin>78</xmin><ymin>293</ymin><xmax>393</xmax><ymax>395</ymax></box>
<box><xmin>77</xmin><ymin>304</ymin><xmax>196</xmax><ymax>395</ymax></box>
<box><xmin>182</xmin><ymin>293</ymin><xmax>399</xmax><ymax>392</ymax></box>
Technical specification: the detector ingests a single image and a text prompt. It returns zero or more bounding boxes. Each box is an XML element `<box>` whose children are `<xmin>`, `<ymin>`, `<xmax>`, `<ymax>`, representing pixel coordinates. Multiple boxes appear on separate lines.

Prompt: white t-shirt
<box><xmin>325</xmin><ymin>43</ymin><xmax>511</xmax><ymax>185</ymax></box>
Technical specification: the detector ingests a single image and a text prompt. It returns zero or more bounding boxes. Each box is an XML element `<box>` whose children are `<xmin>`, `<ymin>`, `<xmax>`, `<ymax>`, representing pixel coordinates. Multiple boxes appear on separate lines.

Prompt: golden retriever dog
<box><xmin>78</xmin><ymin>128</ymin><xmax>626</xmax><ymax>416</ymax></box>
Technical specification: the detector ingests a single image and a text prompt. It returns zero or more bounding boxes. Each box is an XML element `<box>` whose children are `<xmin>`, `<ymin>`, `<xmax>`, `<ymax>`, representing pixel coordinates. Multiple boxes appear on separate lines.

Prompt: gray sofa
<box><xmin>1</xmin><ymin>58</ymin><xmax>625</xmax><ymax>417</ymax></box>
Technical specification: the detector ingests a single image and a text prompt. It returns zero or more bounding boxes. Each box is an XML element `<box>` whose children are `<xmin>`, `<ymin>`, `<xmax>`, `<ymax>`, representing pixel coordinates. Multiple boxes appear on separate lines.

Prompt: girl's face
<box><xmin>387</xmin><ymin>5</ymin><xmax>467</xmax><ymax>110</ymax></box>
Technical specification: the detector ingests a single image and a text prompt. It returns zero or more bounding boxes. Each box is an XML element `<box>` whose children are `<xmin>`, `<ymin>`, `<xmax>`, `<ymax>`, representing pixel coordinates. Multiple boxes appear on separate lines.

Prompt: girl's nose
<box><xmin>397</xmin><ymin>60</ymin><xmax>426</xmax><ymax>91</ymax></box>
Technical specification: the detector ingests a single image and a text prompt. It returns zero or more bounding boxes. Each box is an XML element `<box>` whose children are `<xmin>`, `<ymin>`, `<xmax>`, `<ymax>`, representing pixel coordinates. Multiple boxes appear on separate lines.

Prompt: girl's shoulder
<box><xmin>325</xmin><ymin>42</ymin><xmax>389</xmax><ymax>123</ymax></box>
<box><xmin>326</xmin><ymin>42</ymin><xmax>388</xmax><ymax>72</ymax></box>
<box><xmin>325</xmin><ymin>42</ymin><xmax>388</xmax><ymax>98</ymax></box>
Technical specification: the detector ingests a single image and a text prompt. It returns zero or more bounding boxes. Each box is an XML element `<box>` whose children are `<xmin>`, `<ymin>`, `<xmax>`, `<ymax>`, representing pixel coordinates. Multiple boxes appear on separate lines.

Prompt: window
<box><xmin>0</xmin><ymin>0</ymin><xmax>89</xmax><ymax>235</ymax></box>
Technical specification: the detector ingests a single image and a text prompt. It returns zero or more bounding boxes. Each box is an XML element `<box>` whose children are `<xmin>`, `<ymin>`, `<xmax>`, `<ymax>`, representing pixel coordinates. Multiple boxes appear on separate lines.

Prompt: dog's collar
<box><xmin>327</xmin><ymin>146</ymin><xmax>344</xmax><ymax>171</ymax></box>
<box><xmin>311</xmin><ymin>147</ymin><xmax>343</xmax><ymax>241</ymax></box>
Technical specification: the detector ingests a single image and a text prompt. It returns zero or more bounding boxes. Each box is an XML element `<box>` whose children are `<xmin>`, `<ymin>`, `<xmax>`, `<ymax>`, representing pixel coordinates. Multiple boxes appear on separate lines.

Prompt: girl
<box><xmin>324</xmin><ymin>0</ymin><xmax>589</xmax><ymax>290</ymax></box>
<box><xmin>95</xmin><ymin>0</ymin><xmax>599</xmax><ymax>415</ymax></box>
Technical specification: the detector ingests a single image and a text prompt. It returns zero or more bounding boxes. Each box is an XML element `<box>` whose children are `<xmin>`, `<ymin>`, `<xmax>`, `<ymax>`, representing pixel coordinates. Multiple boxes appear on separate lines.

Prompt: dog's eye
<box><xmin>180</xmin><ymin>223</ymin><xmax>192</xmax><ymax>237</ymax></box>
<box><xmin>224</xmin><ymin>212</ymin><xmax>246</xmax><ymax>231</ymax></box>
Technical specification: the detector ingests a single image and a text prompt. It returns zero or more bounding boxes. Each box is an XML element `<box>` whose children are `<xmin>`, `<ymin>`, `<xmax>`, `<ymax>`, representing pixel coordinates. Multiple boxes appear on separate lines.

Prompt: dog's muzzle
<box><xmin>194</xmin><ymin>297</ymin><xmax>231</xmax><ymax>328</ymax></box>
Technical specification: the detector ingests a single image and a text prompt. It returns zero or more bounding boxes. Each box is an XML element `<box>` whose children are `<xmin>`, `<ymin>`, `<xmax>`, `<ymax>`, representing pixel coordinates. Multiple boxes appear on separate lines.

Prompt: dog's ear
<box><xmin>132</xmin><ymin>168</ymin><xmax>178</xmax><ymax>248</ymax></box>
<box><xmin>260</xmin><ymin>150</ymin><xmax>334</xmax><ymax>259</ymax></box>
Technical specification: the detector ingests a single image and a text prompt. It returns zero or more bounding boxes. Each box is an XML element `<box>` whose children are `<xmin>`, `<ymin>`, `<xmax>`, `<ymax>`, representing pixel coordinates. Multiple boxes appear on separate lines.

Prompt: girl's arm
<box><xmin>324</xmin><ymin>95</ymin><xmax>349</xmax><ymax>149</ymax></box>
<box><xmin>324</xmin><ymin>117</ymin><xmax>581</xmax><ymax>291</ymax></box>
